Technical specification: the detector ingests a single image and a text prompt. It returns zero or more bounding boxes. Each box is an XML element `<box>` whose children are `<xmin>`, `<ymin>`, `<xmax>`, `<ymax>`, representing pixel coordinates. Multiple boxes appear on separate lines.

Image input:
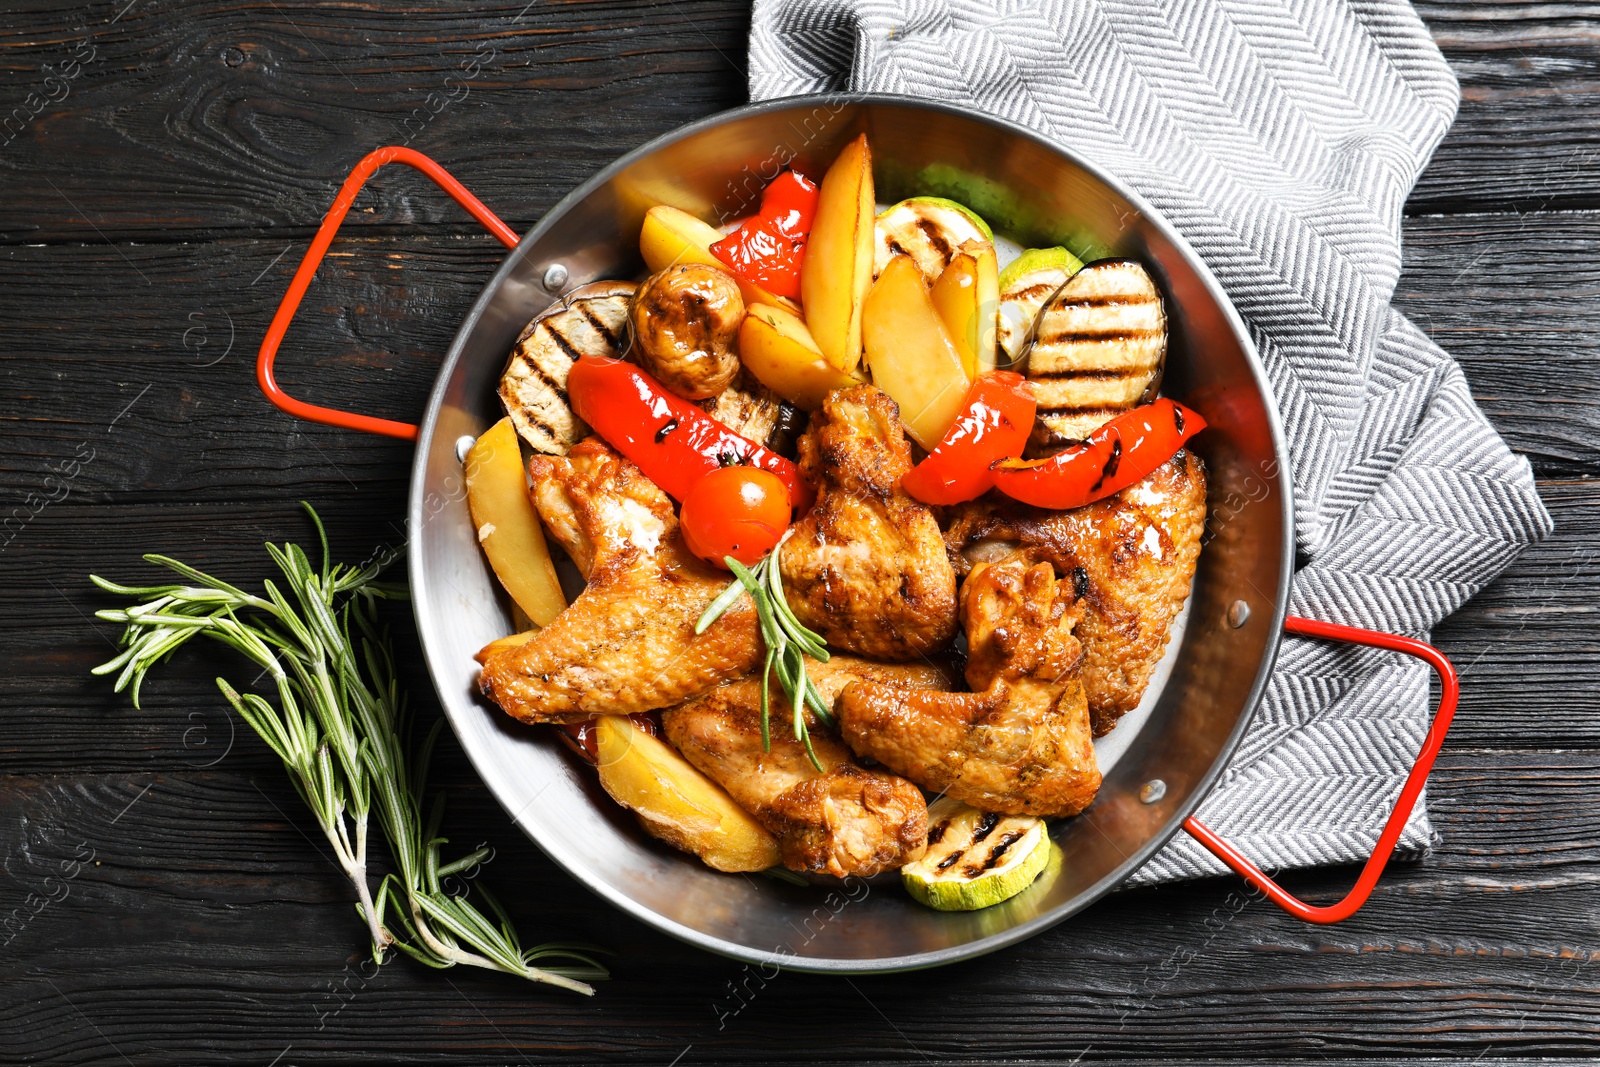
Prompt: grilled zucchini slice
<box><xmin>873</xmin><ymin>196</ymin><xmax>993</xmax><ymax>281</ymax></box>
<box><xmin>1027</xmin><ymin>259</ymin><xmax>1165</xmax><ymax>448</ymax></box>
<box><xmin>995</xmin><ymin>247</ymin><xmax>1083</xmax><ymax>366</ymax></box>
<box><xmin>498</xmin><ymin>280</ymin><xmax>635</xmax><ymax>455</ymax></box>
<box><xmin>902</xmin><ymin>796</ymin><xmax>1052</xmax><ymax>912</ymax></box>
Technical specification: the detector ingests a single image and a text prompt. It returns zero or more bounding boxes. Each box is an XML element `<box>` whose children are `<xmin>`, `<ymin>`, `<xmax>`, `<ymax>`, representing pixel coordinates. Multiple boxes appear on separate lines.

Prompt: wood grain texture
<box><xmin>0</xmin><ymin>208</ymin><xmax>1590</xmax><ymax>514</ymax></box>
<box><xmin>1413</xmin><ymin>1</ymin><xmax>1600</xmax><ymax>214</ymax></box>
<box><xmin>1</xmin><ymin>0</ymin><xmax>1596</xmax><ymax>1063</ymax></box>
<box><xmin>0</xmin><ymin>0</ymin><xmax>752</xmax><ymax>241</ymax></box>
<box><xmin>2</xmin><ymin>752</ymin><xmax>1598</xmax><ymax>1064</ymax></box>
<box><xmin>1395</xmin><ymin>212</ymin><xmax>1600</xmax><ymax>476</ymax></box>
<box><xmin>0</xmin><ymin>1</ymin><xmax>1593</xmax><ymax>243</ymax></box>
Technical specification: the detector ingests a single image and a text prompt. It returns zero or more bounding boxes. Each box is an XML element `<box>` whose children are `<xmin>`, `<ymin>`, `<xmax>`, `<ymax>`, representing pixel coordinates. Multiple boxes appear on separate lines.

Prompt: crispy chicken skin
<box><xmin>942</xmin><ymin>450</ymin><xmax>1207</xmax><ymax>736</ymax></box>
<box><xmin>838</xmin><ymin>559</ymin><xmax>1100</xmax><ymax>819</ymax></box>
<box><xmin>662</xmin><ymin>656</ymin><xmax>956</xmax><ymax>876</ymax></box>
<box><xmin>838</xmin><ymin>558</ymin><xmax>1101</xmax><ymax>817</ymax></box>
<box><xmin>477</xmin><ymin>438</ymin><xmax>759</xmax><ymax>723</ymax></box>
<box><xmin>778</xmin><ymin>386</ymin><xmax>958</xmax><ymax>661</ymax></box>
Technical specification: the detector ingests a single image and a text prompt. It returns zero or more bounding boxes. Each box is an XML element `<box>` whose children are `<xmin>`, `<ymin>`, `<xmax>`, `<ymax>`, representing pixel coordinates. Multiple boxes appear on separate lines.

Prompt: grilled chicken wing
<box><xmin>777</xmin><ymin>386</ymin><xmax>958</xmax><ymax>661</ymax></box>
<box><xmin>477</xmin><ymin>439</ymin><xmax>759</xmax><ymax>723</ymax></box>
<box><xmin>662</xmin><ymin>655</ymin><xmax>956</xmax><ymax>877</ymax></box>
<box><xmin>498</xmin><ymin>281</ymin><xmax>635</xmax><ymax>456</ymax></box>
<box><xmin>942</xmin><ymin>450</ymin><xmax>1207</xmax><ymax>735</ymax></box>
<box><xmin>838</xmin><ymin>558</ymin><xmax>1101</xmax><ymax>818</ymax></box>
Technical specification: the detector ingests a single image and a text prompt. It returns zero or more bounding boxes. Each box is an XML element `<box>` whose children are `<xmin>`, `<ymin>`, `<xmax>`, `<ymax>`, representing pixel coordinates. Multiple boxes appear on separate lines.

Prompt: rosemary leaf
<box><xmin>694</xmin><ymin>576</ymin><xmax>748</xmax><ymax>635</ymax></box>
<box><xmin>759</xmin><ymin>645</ymin><xmax>775</xmax><ymax>752</ymax></box>
<box><xmin>90</xmin><ymin>503</ymin><xmax>604</xmax><ymax>993</ymax></box>
<box><xmin>694</xmin><ymin>546</ymin><xmax>835</xmax><ymax>772</ymax></box>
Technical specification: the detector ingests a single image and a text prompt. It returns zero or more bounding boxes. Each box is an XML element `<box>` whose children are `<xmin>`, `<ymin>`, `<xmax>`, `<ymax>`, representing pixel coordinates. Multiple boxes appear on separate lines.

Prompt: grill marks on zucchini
<box><xmin>1027</xmin><ymin>259</ymin><xmax>1167</xmax><ymax>449</ymax></box>
<box><xmin>964</xmin><ymin>829</ymin><xmax>1026</xmax><ymax>878</ymax></box>
<box><xmin>995</xmin><ymin>247</ymin><xmax>1083</xmax><ymax>365</ymax></box>
<box><xmin>901</xmin><ymin>796</ymin><xmax>1053</xmax><ymax>911</ymax></box>
<box><xmin>499</xmin><ymin>280</ymin><xmax>636</xmax><ymax>455</ymax></box>
<box><xmin>872</xmin><ymin>197</ymin><xmax>991</xmax><ymax>281</ymax></box>
<box><xmin>930</xmin><ymin>823</ymin><xmax>1023</xmax><ymax>877</ymax></box>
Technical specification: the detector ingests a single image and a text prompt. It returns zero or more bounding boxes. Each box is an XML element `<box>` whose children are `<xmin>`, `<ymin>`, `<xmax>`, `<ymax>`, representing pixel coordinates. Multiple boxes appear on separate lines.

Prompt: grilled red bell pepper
<box><xmin>710</xmin><ymin>171</ymin><xmax>818</xmax><ymax>302</ymax></box>
<box><xmin>901</xmin><ymin>371</ymin><xmax>1036</xmax><ymax>505</ymax></box>
<box><xmin>566</xmin><ymin>355</ymin><xmax>813</xmax><ymax>514</ymax></box>
<box><xmin>991</xmin><ymin>398</ymin><xmax>1206</xmax><ymax>510</ymax></box>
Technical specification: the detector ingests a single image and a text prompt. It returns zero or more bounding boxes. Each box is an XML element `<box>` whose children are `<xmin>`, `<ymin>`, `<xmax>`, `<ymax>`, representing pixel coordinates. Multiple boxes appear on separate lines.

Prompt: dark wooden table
<box><xmin>2</xmin><ymin>2</ymin><xmax>1595</xmax><ymax>1063</ymax></box>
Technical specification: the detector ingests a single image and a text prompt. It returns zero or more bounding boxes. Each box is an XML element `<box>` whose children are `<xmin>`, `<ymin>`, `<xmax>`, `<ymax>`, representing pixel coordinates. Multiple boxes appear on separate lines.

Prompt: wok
<box><xmin>256</xmin><ymin>96</ymin><xmax>1458</xmax><ymax>972</ymax></box>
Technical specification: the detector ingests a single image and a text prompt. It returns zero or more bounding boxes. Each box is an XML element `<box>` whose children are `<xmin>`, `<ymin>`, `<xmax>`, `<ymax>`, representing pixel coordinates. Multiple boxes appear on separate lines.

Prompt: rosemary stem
<box><xmin>405</xmin><ymin>899</ymin><xmax>595</xmax><ymax>996</ymax></box>
<box><xmin>91</xmin><ymin>504</ymin><xmax>602</xmax><ymax>991</ymax></box>
<box><xmin>351</xmin><ymin>817</ymin><xmax>390</xmax><ymax>955</ymax></box>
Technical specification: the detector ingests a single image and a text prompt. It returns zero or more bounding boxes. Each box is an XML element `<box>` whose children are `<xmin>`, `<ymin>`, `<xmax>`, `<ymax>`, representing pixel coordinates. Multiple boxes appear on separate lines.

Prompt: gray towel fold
<box><xmin>748</xmin><ymin>0</ymin><xmax>1552</xmax><ymax>882</ymax></box>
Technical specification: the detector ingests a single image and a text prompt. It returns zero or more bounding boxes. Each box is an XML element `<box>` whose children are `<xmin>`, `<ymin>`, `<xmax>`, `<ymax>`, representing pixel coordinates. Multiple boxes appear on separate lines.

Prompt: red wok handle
<box><xmin>1182</xmin><ymin>614</ymin><xmax>1459</xmax><ymax>923</ymax></box>
<box><xmin>257</xmin><ymin>146</ymin><xmax>521</xmax><ymax>441</ymax></box>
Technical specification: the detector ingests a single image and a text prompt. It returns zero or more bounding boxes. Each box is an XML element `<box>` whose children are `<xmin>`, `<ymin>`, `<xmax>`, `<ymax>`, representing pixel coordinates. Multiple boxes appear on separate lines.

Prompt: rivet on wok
<box><xmin>1228</xmin><ymin>600</ymin><xmax>1251</xmax><ymax>628</ymax></box>
<box><xmin>455</xmin><ymin>435</ymin><xmax>477</xmax><ymax>464</ymax></box>
<box><xmin>542</xmin><ymin>263</ymin><xmax>569</xmax><ymax>291</ymax></box>
<box><xmin>1139</xmin><ymin>779</ymin><xmax>1166</xmax><ymax>804</ymax></box>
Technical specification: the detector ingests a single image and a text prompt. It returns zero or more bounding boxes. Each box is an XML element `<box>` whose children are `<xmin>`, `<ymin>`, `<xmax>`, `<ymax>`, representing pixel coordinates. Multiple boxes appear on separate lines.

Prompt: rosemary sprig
<box><xmin>695</xmin><ymin>535</ymin><xmax>832</xmax><ymax>770</ymax></box>
<box><xmin>90</xmin><ymin>504</ymin><xmax>607</xmax><ymax>994</ymax></box>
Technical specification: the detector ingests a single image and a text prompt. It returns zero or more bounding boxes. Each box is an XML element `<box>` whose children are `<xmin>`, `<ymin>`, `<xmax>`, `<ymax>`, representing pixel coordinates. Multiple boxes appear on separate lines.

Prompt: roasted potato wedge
<box><xmin>593</xmin><ymin>715</ymin><xmax>780</xmax><ymax>873</ymax></box>
<box><xmin>802</xmin><ymin>133</ymin><xmax>875</xmax><ymax>373</ymax></box>
<box><xmin>862</xmin><ymin>254</ymin><xmax>970</xmax><ymax>449</ymax></box>
<box><xmin>738</xmin><ymin>302</ymin><xmax>862</xmax><ymax>410</ymax></box>
<box><xmin>474</xmin><ymin>628</ymin><xmax>538</xmax><ymax>666</ymax></box>
<box><xmin>464</xmin><ymin>418</ymin><xmax>567</xmax><ymax>626</ymax></box>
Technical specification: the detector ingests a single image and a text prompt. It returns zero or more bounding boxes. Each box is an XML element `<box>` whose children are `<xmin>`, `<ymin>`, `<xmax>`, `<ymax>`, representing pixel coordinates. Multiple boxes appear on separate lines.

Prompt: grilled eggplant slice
<box><xmin>873</xmin><ymin>196</ymin><xmax>992</xmax><ymax>281</ymax></box>
<box><xmin>498</xmin><ymin>280</ymin><xmax>635</xmax><ymax>455</ymax></box>
<box><xmin>1027</xmin><ymin>259</ymin><xmax>1165</xmax><ymax>449</ymax></box>
<box><xmin>698</xmin><ymin>367</ymin><xmax>784</xmax><ymax>447</ymax></box>
<box><xmin>995</xmin><ymin>247</ymin><xmax>1082</xmax><ymax>366</ymax></box>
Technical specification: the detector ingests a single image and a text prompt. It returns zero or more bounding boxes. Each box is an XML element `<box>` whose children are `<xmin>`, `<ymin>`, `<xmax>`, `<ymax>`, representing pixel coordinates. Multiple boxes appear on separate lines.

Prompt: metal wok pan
<box><xmin>256</xmin><ymin>96</ymin><xmax>1459</xmax><ymax>973</ymax></box>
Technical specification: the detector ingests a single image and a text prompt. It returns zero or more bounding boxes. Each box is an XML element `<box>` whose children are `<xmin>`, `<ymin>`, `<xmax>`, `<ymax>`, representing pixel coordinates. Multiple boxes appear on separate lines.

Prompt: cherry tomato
<box><xmin>680</xmin><ymin>467</ymin><xmax>791</xmax><ymax>568</ymax></box>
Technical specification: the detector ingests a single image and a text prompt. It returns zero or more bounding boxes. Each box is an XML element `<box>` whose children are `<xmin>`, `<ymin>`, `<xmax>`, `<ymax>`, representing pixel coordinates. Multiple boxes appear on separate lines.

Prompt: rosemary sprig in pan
<box><xmin>90</xmin><ymin>504</ymin><xmax>607</xmax><ymax>994</ymax></box>
<box><xmin>695</xmin><ymin>534</ymin><xmax>833</xmax><ymax>771</ymax></box>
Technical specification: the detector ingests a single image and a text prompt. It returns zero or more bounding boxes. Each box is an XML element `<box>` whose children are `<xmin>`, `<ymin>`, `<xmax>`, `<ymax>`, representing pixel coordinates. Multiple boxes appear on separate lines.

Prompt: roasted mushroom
<box><xmin>631</xmin><ymin>264</ymin><xmax>743</xmax><ymax>400</ymax></box>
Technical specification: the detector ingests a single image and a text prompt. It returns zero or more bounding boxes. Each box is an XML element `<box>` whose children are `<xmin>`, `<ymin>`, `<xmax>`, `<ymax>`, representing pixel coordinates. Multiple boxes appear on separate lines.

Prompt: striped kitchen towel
<box><xmin>747</xmin><ymin>0</ymin><xmax>1553</xmax><ymax>882</ymax></box>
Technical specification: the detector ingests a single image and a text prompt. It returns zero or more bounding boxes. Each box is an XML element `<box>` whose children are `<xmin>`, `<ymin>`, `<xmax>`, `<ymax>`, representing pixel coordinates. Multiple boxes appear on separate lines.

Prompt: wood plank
<box><xmin>0</xmin><ymin>205</ymin><xmax>1590</xmax><ymax>516</ymax></box>
<box><xmin>0</xmin><ymin>236</ymin><xmax>490</xmax><ymax>504</ymax></box>
<box><xmin>0</xmin><ymin>0</ymin><xmax>752</xmax><ymax>241</ymax></box>
<box><xmin>2</xmin><ymin>750</ymin><xmax>1597</xmax><ymax>1063</ymax></box>
<box><xmin>1396</xmin><ymin>211</ymin><xmax>1600</xmax><ymax>475</ymax></box>
<box><xmin>0</xmin><ymin>2</ymin><xmax>1596</xmax><ymax>244</ymax></box>
<box><xmin>1414</xmin><ymin>1</ymin><xmax>1600</xmax><ymax>214</ymax></box>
